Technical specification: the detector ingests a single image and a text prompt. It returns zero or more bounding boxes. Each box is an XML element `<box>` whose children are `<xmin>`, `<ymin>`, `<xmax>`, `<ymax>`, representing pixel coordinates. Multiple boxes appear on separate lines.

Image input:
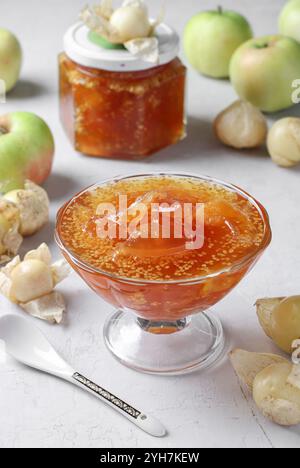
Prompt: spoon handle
<box><xmin>71</xmin><ymin>372</ymin><xmax>166</xmax><ymax>438</ymax></box>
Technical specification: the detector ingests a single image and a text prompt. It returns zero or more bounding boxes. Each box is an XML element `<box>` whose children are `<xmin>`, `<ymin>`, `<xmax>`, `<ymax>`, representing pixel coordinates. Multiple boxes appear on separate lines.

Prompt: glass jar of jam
<box><xmin>59</xmin><ymin>22</ymin><xmax>187</xmax><ymax>159</ymax></box>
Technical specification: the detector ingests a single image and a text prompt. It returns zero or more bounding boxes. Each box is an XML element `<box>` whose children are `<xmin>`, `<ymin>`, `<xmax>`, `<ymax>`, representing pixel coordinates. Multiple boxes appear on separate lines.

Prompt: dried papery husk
<box><xmin>229</xmin><ymin>348</ymin><xmax>288</xmax><ymax>391</ymax></box>
<box><xmin>123</xmin><ymin>0</ymin><xmax>147</xmax><ymax>10</ymax></box>
<box><xmin>149</xmin><ymin>4</ymin><xmax>165</xmax><ymax>35</ymax></box>
<box><xmin>0</xmin><ymin>243</ymin><xmax>70</xmax><ymax>323</ymax></box>
<box><xmin>125</xmin><ymin>37</ymin><xmax>159</xmax><ymax>63</ymax></box>
<box><xmin>4</xmin><ymin>180</ymin><xmax>49</xmax><ymax>237</ymax></box>
<box><xmin>1</xmin><ymin>224</ymin><xmax>22</xmax><ymax>264</ymax></box>
<box><xmin>51</xmin><ymin>259</ymin><xmax>71</xmax><ymax>286</ymax></box>
<box><xmin>253</xmin><ymin>363</ymin><xmax>300</xmax><ymax>426</ymax></box>
<box><xmin>94</xmin><ymin>0</ymin><xmax>114</xmax><ymax>19</ymax></box>
<box><xmin>0</xmin><ymin>255</ymin><xmax>20</xmax><ymax>302</ymax></box>
<box><xmin>256</xmin><ymin>297</ymin><xmax>285</xmax><ymax>339</ymax></box>
<box><xmin>256</xmin><ymin>296</ymin><xmax>300</xmax><ymax>354</ymax></box>
<box><xmin>80</xmin><ymin>5</ymin><xmax>119</xmax><ymax>43</ymax></box>
<box><xmin>24</xmin><ymin>242</ymin><xmax>52</xmax><ymax>265</ymax></box>
<box><xmin>292</xmin><ymin>339</ymin><xmax>300</xmax><ymax>367</ymax></box>
<box><xmin>21</xmin><ymin>291</ymin><xmax>66</xmax><ymax>324</ymax></box>
<box><xmin>0</xmin><ymin>199</ymin><xmax>22</xmax><ymax>264</ymax></box>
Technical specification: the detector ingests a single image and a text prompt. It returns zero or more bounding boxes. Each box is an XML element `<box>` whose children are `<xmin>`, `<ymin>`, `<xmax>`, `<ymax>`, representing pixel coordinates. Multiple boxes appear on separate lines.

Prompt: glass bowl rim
<box><xmin>55</xmin><ymin>171</ymin><xmax>272</xmax><ymax>286</ymax></box>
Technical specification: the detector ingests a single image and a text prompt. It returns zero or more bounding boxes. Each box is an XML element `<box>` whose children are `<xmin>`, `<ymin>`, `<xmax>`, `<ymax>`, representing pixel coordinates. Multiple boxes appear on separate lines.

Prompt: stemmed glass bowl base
<box><xmin>103</xmin><ymin>310</ymin><xmax>225</xmax><ymax>376</ymax></box>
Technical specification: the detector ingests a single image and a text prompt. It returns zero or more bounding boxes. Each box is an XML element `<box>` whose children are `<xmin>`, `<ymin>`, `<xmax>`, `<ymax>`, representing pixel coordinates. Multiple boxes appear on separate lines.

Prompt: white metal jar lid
<box><xmin>63</xmin><ymin>22</ymin><xmax>179</xmax><ymax>72</ymax></box>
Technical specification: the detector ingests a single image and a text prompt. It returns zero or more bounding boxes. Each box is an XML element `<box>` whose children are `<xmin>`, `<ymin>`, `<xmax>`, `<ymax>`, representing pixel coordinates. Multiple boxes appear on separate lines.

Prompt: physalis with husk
<box><xmin>267</xmin><ymin>117</ymin><xmax>300</xmax><ymax>168</ymax></box>
<box><xmin>230</xmin><ymin>348</ymin><xmax>300</xmax><ymax>426</ymax></box>
<box><xmin>0</xmin><ymin>243</ymin><xmax>70</xmax><ymax>324</ymax></box>
<box><xmin>213</xmin><ymin>100</ymin><xmax>268</xmax><ymax>150</ymax></box>
<box><xmin>80</xmin><ymin>0</ymin><xmax>164</xmax><ymax>63</ymax></box>
<box><xmin>256</xmin><ymin>296</ymin><xmax>300</xmax><ymax>354</ymax></box>
<box><xmin>4</xmin><ymin>180</ymin><xmax>49</xmax><ymax>236</ymax></box>
<box><xmin>0</xmin><ymin>180</ymin><xmax>49</xmax><ymax>264</ymax></box>
<box><xmin>0</xmin><ymin>199</ymin><xmax>22</xmax><ymax>264</ymax></box>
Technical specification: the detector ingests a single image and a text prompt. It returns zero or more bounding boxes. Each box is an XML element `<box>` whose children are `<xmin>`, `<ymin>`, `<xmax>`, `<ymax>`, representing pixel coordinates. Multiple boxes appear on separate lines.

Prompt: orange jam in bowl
<box><xmin>56</xmin><ymin>173</ymin><xmax>272</xmax><ymax>323</ymax></box>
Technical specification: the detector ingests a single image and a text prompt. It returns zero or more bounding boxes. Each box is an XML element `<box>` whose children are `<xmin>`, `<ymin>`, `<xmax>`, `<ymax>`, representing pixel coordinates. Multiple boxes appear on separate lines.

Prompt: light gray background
<box><xmin>0</xmin><ymin>0</ymin><xmax>299</xmax><ymax>448</ymax></box>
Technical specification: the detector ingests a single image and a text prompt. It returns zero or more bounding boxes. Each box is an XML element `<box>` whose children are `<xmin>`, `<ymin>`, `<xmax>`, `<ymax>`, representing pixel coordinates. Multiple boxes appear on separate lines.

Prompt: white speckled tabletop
<box><xmin>0</xmin><ymin>0</ymin><xmax>300</xmax><ymax>449</ymax></box>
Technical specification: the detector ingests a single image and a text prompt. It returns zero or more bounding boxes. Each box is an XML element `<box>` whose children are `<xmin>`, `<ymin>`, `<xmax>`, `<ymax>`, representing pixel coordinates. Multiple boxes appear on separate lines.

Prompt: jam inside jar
<box><xmin>59</xmin><ymin>23</ymin><xmax>187</xmax><ymax>159</ymax></box>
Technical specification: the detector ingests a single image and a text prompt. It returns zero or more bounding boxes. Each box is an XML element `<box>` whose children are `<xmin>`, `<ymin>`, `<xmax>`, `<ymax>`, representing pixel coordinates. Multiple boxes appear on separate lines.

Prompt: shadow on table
<box><xmin>145</xmin><ymin>116</ymin><xmax>221</xmax><ymax>164</ymax></box>
<box><xmin>7</xmin><ymin>79</ymin><xmax>47</xmax><ymax>99</ymax></box>
<box><xmin>266</xmin><ymin>103</ymin><xmax>300</xmax><ymax>121</ymax></box>
<box><xmin>18</xmin><ymin>220</ymin><xmax>56</xmax><ymax>256</ymax></box>
<box><xmin>44</xmin><ymin>172</ymin><xmax>79</xmax><ymax>201</ymax></box>
<box><xmin>145</xmin><ymin>116</ymin><xmax>270</xmax><ymax>166</ymax></box>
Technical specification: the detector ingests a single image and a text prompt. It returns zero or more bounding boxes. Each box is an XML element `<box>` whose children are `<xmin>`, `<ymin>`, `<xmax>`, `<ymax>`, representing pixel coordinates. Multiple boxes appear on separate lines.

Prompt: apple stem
<box><xmin>0</xmin><ymin>126</ymin><xmax>8</xmax><ymax>136</ymax></box>
<box><xmin>217</xmin><ymin>5</ymin><xmax>223</xmax><ymax>14</ymax></box>
<box><xmin>254</xmin><ymin>43</ymin><xmax>269</xmax><ymax>49</ymax></box>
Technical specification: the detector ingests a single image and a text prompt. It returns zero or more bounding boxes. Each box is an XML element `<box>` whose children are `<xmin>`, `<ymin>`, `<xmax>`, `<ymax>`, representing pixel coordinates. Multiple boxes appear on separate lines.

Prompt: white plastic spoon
<box><xmin>0</xmin><ymin>314</ymin><xmax>166</xmax><ymax>438</ymax></box>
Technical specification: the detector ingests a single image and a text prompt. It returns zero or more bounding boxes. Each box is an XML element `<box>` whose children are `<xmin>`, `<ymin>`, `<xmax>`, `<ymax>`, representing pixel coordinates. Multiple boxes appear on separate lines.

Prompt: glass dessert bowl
<box><xmin>55</xmin><ymin>173</ymin><xmax>272</xmax><ymax>375</ymax></box>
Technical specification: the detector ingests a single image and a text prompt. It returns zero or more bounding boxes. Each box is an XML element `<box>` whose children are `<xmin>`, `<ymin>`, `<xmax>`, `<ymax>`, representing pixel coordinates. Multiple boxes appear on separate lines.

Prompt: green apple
<box><xmin>230</xmin><ymin>35</ymin><xmax>300</xmax><ymax>112</ymax></box>
<box><xmin>0</xmin><ymin>28</ymin><xmax>22</xmax><ymax>92</ymax></box>
<box><xmin>0</xmin><ymin>112</ymin><xmax>55</xmax><ymax>193</ymax></box>
<box><xmin>279</xmin><ymin>0</ymin><xmax>300</xmax><ymax>43</ymax></box>
<box><xmin>184</xmin><ymin>7</ymin><xmax>253</xmax><ymax>78</ymax></box>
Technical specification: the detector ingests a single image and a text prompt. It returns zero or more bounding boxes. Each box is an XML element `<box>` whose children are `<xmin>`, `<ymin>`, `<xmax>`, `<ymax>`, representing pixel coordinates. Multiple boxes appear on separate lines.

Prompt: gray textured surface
<box><xmin>0</xmin><ymin>0</ymin><xmax>299</xmax><ymax>448</ymax></box>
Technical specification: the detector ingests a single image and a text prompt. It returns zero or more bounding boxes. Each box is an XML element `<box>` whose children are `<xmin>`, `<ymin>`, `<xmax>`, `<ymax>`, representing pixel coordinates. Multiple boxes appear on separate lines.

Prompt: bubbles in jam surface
<box><xmin>58</xmin><ymin>176</ymin><xmax>266</xmax><ymax>281</ymax></box>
